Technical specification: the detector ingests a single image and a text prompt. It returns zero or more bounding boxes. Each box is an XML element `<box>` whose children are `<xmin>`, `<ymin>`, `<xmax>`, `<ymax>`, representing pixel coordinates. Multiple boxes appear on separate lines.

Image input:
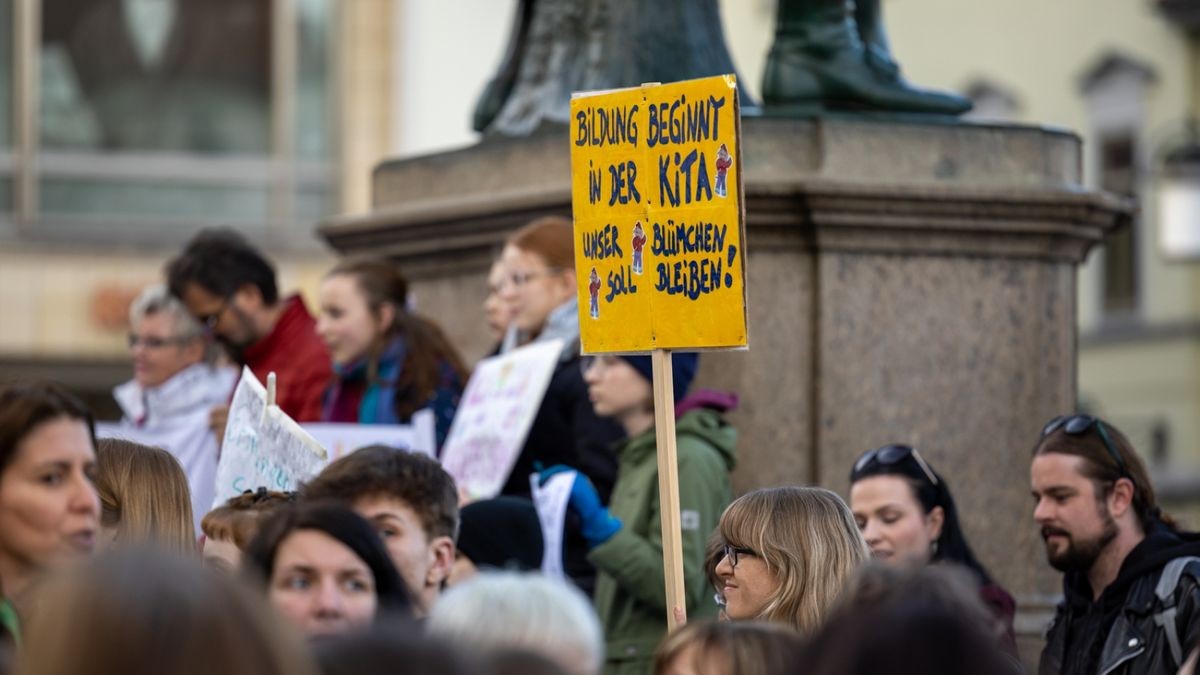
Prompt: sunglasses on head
<box><xmin>853</xmin><ymin>444</ymin><xmax>939</xmax><ymax>486</ymax></box>
<box><xmin>1041</xmin><ymin>414</ymin><xmax>1129</xmax><ymax>479</ymax></box>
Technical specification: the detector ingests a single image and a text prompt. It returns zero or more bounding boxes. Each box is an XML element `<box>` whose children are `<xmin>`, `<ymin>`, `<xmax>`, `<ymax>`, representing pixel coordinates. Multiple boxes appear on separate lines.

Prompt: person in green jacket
<box><xmin>542</xmin><ymin>353</ymin><xmax>736</xmax><ymax>675</ymax></box>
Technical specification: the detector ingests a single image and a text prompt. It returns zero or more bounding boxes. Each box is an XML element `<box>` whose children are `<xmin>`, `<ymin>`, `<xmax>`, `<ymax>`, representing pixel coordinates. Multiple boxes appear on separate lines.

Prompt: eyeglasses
<box><xmin>1041</xmin><ymin>414</ymin><xmax>1129</xmax><ymax>479</ymax></box>
<box><xmin>852</xmin><ymin>444</ymin><xmax>939</xmax><ymax>486</ymax></box>
<box><xmin>722</xmin><ymin>544</ymin><xmax>758</xmax><ymax>569</ymax></box>
<box><xmin>128</xmin><ymin>334</ymin><xmax>189</xmax><ymax>349</ymax></box>
<box><xmin>197</xmin><ymin>298</ymin><xmax>230</xmax><ymax>333</ymax></box>
<box><xmin>505</xmin><ymin>268</ymin><xmax>565</xmax><ymax>288</ymax></box>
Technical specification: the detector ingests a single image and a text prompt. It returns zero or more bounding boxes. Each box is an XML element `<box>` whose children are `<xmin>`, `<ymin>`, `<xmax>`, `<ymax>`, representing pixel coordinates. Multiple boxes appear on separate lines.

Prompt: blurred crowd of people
<box><xmin>0</xmin><ymin>218</ymin><xmax>1196</xmax><ymax>675</ymax></box>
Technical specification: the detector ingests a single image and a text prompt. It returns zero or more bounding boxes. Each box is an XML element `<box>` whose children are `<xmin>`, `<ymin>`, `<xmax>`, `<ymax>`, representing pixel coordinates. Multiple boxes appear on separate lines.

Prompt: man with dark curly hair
<box><xmin>302</xmin><ymin>445</ymin><xmax>458</xmax><ymax>616</ymax></box>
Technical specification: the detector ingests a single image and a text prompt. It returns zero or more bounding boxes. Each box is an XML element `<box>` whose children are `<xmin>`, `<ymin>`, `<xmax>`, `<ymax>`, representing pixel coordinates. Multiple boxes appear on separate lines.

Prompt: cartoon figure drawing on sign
<box><xmin>714</xmin><ymin>143</ymin><xmax>732</xmax><ymax>198</ymax></box>
<box><xmin>631</xmin><ymin>221</ymin><xmax>647</xmax><ymax>275</ymax></box>
<box><xmin>588</xmin><ymin>267</ymin><xmax>601</xmax><ymax>319</ymax></box>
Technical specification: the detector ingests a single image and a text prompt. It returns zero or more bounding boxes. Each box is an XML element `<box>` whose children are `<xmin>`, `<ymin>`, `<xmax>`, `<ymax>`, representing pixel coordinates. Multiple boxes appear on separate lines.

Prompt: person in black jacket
<box><xmin>1032</xmin><ymin>414</ymin><xmax>1200</xmax><ymax>675</ymax></box>
<box><xmin>495</xmin><ymin>216</ymin><xmax>624</xmax><ymax>502</ymax></box>
<box><xmin>491</xmin><ymin>216</ymin><xmax>624</xmax><ymax>597</ymax></box>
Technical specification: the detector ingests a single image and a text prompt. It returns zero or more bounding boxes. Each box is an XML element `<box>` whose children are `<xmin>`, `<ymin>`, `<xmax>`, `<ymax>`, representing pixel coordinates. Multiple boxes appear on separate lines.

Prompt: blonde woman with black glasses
<box><xmin>715</xmin><ymin>486</ymin><xmax>868</xmax><ymax>634</ymax></box>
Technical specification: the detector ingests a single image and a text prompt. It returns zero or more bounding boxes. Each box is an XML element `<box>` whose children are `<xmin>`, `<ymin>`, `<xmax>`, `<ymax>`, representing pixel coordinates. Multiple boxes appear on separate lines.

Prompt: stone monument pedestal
<box><xmin>320</xmin><ymin>116</ymin><xmax>1128</xmax><ymax>661</ymax></box>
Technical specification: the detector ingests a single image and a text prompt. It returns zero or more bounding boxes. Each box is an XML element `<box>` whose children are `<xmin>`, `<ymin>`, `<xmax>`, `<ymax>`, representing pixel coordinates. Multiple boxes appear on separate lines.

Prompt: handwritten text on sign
<box><xmin>571</xmin><ymin>75</ymin><xmax>747</xmax><ymax>352</ymax></box>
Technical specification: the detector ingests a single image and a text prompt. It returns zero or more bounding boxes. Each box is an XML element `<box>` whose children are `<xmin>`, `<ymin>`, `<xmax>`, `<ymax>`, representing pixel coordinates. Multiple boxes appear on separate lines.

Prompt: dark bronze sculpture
<box><xmin>473</xmin><ymin>0</ymin><xmax>751</xmax><ymax>136</ymax></box>
<box><xmin>474</xmin><ymin>0</ymin><xmax>969</xmax><ymax>137</ymax></box>
<box><xmin>764</xmin><ymin>0</ymin><xmax>970</xmax><ymax>114</ymax></box>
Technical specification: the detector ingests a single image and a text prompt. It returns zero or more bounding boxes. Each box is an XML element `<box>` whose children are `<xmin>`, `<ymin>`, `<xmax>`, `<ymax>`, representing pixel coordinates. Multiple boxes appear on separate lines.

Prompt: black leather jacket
<box><xmin>1040</xmin><ymin>530</ymin><xmax>1200</xmax><ymax>675</ymax></box>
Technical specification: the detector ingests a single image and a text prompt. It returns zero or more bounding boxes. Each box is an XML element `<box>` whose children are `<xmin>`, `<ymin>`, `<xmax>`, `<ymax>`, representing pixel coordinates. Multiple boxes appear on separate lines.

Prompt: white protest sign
<box><xmin>303</xmin><ymin>409</ymin><xmax>437</xmax><ymax>461</ymax></box>
<box><xmin>212</xmin><ymin>367</ymin><xmax>328</xmax><ymax>508</ymax></box>
<box><xmin>529</xmin><ymin>470</ymin><xmax>575</xmax><ymax>578</ymax></box>
<box><xmin>440</xmin><ymin>339</ymin><xmax>564</xmax><ymax>500</ymax></box>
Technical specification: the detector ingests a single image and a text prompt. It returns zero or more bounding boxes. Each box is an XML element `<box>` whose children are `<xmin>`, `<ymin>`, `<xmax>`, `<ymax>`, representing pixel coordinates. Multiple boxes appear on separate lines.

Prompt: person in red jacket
<box><xmin>167</xmin><ymin>228</ymin><xmax>332</xmax><ymax>429</ymax></box>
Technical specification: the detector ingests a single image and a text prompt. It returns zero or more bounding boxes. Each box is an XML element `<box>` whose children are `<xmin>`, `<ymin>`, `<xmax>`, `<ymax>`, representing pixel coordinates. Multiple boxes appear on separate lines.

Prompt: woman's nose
<box><xmin>715</xmin><ymin>552</ymin><xmax>733</xmax><ymax>577</ymax></box>
<box><xmin>313</xmin><ymin>580</ymin><xmax>345</xmax><ymax>616</ymax></box>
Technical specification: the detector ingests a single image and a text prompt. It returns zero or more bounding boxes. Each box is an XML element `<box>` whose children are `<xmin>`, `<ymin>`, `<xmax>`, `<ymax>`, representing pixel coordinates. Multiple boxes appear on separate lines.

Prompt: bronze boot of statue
<box><xmin>762</xmin><ymin>0</ymin><xmax>972</xmax><ymax>115</ymax></box>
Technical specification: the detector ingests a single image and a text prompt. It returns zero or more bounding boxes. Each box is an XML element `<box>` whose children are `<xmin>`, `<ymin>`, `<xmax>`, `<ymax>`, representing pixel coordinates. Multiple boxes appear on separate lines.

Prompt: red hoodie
<box><xmin>241</xmin><ymin>295</ymin><xmax>331</xmax><ymax>422</ymax></box>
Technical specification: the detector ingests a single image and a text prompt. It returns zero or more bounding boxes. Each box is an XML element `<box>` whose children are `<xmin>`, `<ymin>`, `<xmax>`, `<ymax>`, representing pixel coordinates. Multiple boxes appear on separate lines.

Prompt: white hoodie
<box><xmin>107</xmin><ymin>363</ymin><xmax>238</xmax><ymax>535</ymax></box>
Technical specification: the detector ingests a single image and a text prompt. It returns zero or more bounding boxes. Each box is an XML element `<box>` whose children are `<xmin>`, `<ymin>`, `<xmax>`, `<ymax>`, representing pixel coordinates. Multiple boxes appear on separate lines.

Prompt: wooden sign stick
<box><xmin>263</xmin><ymin>372</ymin><xmax>277</xmax><ymax>425</ymax></box>
<box><xmin>652</xmin><ymin>348</ymin><xmax>687</xmax><ymax>631</ymax></box>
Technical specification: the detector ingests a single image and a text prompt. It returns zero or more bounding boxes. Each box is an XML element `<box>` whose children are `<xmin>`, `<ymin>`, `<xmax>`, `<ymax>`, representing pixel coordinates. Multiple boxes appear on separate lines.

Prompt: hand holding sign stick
<box><xmin>263</xmin><ymin>372</ymin><xmax>276</xmax><ymax>424</ymax></box>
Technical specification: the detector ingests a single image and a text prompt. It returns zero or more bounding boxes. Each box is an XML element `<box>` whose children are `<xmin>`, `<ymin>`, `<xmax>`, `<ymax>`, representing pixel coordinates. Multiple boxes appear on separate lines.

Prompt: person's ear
<box><xmin>376</xmin><ymin>302</ymin><xmax>397</xmax><ymax>334</ymax></box>
<box><xmin>926</xmin><ymin>505</ymin><xmax>945</xmax><ymax>543</ymax></box>
<box><xmin>425</xmin><ymin>535</ymin><xmax>456</xmax><ymax>589</ymax></box>
<box><xmin>182</xmin><ymin>337</ymin><xmax>206</xmax><ymax>364</ymax></box>
<box><xmin>1109</xmin><ymin>477</ymin><xmax>1136</xmax><ymax>519</ymax></box>
<box><xmin>557</xmin><ymin>268</ymin><xmax>578</xmax><ymax>301</ymax></box>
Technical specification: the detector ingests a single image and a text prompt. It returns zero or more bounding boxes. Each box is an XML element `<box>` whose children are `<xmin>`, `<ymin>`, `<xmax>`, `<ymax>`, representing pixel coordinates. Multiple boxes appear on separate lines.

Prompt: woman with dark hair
<box><xmin>244</xmin><ymin>502</ymin><xmax>412</xmax><ymax>638</ymax></box>
<box><xmin>848</xmin><ymin>443</ymin><xmax>1017</xmax><ymax>651</ymax></box>
<box><xmin>316</xmin><ymin>257</ymin><xmax>469</xmax><ymax>448</ymax></box>
<box><xmin>0</xmin><ymin>381</ymin><xmax>102</xmax><ymax>644</ymax></box>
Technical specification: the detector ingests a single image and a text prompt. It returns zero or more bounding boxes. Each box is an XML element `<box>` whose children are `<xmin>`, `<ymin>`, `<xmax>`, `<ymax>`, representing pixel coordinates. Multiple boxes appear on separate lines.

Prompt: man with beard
<box><xmin>1031</xmin><ymin>415</ymin><xmax>1200</xmax><ymax>675</ymax></box>
<box><xmin>167</xmin><ymin>228</ymin><xmax>331</xmax><ymax>428</ymax></box>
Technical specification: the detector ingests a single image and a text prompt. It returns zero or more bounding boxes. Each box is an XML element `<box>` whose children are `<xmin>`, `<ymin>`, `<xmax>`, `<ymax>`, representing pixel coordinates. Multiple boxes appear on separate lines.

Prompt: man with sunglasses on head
<box><xmin>167</xmin><ymin>228</ymin><xmax>331</xmax><ymax>428</ymax></box>
<box><xmin>108</xmin><ymin>284</ymin><xmax>236</xmax><ymax>534</ymax></box>
<box><xmin>1032</xmin><ymin>414</ymin><xmax>1200</xmax><ymax>675</ymax></box>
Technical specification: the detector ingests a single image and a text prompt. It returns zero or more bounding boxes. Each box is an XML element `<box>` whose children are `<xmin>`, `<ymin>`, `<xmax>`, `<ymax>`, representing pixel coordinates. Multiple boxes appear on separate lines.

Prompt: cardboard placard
<box><xmin>212</xmin><ymin>367</ymin><xmax>327</xmax><ymax>508</ymax></box>
<box><xmin>303</xmin><ymin>409</ymin><xmax>437</xmax><ymax>462</ymax></box>
<box><xmin>440</xmin><ymin>339</ymin><xmax>564</xmax><ymax>500</ymax></box>
<box><xmin>570</xmin><ymin>74</ymin><xmax>747</xmax><ymax>353</ymax></box>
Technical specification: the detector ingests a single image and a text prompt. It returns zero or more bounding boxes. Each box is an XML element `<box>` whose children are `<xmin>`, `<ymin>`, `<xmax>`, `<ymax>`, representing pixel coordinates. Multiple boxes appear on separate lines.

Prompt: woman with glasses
<box><xmin>715</xmin><ymin>486</ymin><xmax>868</xmax><ymax>634</ymax></box>
<box><xmin>316</xmin><ymin>258</ymin><xmax>469</xmax><ymax>449</ymax></box>
<box><xmin>108</xmin><ymin>284</ymin><xmax>236</xmax><ymax>533</ymax></box>
<box><xmin>848</xmin><ymin>443</ymin><xmax>1017</xmax><ymax>652</ymax></box>
<box><xmin>493</xmin><ymin>216</ymin><xmax>624</xmax><ymax>503</ymax></box>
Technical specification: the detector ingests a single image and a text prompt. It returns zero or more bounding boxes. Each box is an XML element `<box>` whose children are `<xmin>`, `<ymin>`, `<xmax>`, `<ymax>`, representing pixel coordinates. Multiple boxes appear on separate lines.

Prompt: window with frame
<box><xmin>1080</xmin><ymin>52</ymin><xmax>1153</xmax><ymax>321</ymax></box>
<box><xmin>1100</xmin><ymin>133</ymin><xmax>1138</xmax><ymax>315</ymax></box>
<box><xmin>6</xmin><ymin>0</ymin><xmax>336</xmax><ymax>245</ymax></box>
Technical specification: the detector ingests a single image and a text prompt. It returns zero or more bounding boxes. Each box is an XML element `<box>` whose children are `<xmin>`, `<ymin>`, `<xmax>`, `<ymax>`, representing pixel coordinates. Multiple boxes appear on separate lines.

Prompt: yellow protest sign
<box><xmin>571</xmin><ymin>75</ymin><xmax>747</xmax><ymax>353</ymax></box>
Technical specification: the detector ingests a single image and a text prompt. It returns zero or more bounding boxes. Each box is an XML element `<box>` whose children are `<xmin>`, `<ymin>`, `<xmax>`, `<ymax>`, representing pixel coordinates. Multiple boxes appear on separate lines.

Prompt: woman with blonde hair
<box><xmin>715</xmin><ymin>486</ymin><xmax>868</xmax><ymax>634</ymax></box>
<box><xmin>95</xmin><ymin>438</ymin><xmax>195</xmax><ymax>554</ymax></box>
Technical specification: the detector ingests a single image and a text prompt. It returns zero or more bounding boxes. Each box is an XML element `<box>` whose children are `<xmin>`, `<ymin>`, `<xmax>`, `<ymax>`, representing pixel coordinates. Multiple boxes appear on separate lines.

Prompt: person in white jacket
<box><xmin>109</xmin><ymin>284</ymin><xmax>236</xmax><ymax>534</ymax></box>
